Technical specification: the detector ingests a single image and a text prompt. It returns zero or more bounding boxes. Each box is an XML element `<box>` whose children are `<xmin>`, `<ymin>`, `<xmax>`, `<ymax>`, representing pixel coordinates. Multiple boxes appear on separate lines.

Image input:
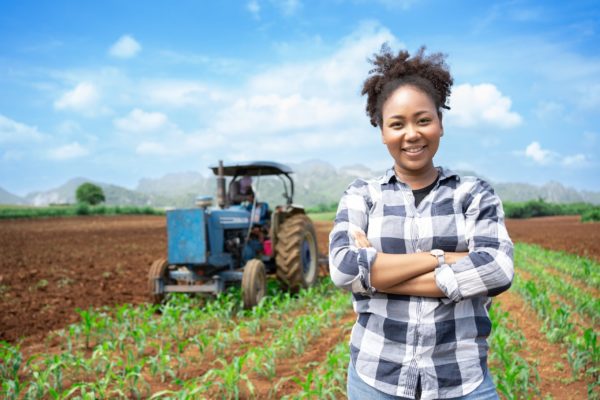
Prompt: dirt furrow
<box><xmin>495</xmin><ymin>291</ymin><xmax>589</xmax><ymax>399</ymax></box>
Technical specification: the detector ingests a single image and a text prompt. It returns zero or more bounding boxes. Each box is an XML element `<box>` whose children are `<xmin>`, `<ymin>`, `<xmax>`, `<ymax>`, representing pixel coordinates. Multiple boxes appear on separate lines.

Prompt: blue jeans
<box><xmin>347</xmin><ymin>361</ymin><xmax>499</xmax><ymax>400</ymax></box>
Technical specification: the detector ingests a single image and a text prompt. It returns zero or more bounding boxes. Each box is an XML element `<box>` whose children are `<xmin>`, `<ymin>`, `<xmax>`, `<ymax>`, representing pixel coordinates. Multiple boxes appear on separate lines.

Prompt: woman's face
<box><xmin>381</xmin><ymin>85</ymin><xmax>442</xmax><ymax>179</ymax></box>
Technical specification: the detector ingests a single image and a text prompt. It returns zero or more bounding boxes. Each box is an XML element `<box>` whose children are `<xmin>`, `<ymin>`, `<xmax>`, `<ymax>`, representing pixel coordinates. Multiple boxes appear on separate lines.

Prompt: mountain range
<box><xmin>2</xmin><ymin>160</ymin><xmax>600</xmax><ymax>207</ymax></box>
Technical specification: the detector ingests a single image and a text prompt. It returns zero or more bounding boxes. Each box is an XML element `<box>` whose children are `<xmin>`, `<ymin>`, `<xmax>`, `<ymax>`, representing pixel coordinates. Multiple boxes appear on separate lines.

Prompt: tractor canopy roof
<box><xmin>210</xmin><ymin>161</ymin><xmax>293</xmax><ymax>177</ymax></box>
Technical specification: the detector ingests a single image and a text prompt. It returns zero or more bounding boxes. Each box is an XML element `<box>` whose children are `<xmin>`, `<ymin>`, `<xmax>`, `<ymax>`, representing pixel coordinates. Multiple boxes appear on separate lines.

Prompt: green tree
<box><xmin>76</xmin><ymin>182</ymin><xmax>105</xmax><ymax>205</ymax></box>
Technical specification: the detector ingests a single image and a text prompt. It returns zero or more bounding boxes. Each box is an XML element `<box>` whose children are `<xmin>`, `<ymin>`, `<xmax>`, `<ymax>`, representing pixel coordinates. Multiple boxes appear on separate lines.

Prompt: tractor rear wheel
<box><xmin>148</xmin><ymin>258</ymin><xmax>174</xmax><ymax>305</ymax></box>
<box><xmin>275</xmin><ymin>214</ymin><xmax>318</xmax><ymax>291</ymax></box>
<box><xmin>242</xmin><ymin>259</ymin><xmax>266</xmax><ymax>309</ymax></box>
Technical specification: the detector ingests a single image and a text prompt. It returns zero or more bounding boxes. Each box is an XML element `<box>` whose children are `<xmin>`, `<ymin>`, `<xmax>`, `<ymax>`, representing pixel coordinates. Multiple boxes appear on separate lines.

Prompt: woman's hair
<box><xmin>361</xmin><ymin>44</ymin><xmax>453</xmax><ymax>127</ymax></box>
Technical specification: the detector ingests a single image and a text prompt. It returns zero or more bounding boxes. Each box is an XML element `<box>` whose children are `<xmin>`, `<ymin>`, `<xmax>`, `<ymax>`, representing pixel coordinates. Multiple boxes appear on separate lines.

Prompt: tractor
<box><xmin>148</xmin><ymin>160</ymin><xmax>322</xmax><ymax>309</ymax></box>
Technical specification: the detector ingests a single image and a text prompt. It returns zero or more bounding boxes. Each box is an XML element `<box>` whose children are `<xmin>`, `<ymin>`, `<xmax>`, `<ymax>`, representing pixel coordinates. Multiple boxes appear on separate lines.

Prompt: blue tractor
<box><xmin>148</xmin><ymin>160</ymin><xmax>320</xmax><ymax>309</ymax></box>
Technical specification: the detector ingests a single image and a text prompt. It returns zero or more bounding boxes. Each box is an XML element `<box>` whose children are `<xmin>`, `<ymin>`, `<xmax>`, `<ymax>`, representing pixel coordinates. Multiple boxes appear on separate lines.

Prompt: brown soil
<box><xmin>505</xmin><ymin>215</ymin><xmax>600</xmax><ymax>262</ymax></box>
<box><xmin>0</xmin><ymin>217</ymin><xmax>334</xmax><ymax>344</ymax></box>
<box><xmin>495</xmin><ymin>291</ymin><xmax>589</xmax><ymax>399</ymax></box>
<box><xmin>0</xmin><ymin>216</ymin><xmax>166</xmax><ymax>343</ymax></box>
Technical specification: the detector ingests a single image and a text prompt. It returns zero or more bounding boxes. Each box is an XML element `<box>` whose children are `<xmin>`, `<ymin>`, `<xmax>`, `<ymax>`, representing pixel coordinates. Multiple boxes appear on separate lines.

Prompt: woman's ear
<box><xmin>381</xmin><ymin>127</ymin><xmax>387</xmax><ymax>144</ymax></box>
<box><xmin>439</xmin><ymin>117</ymin><xmax>444</xmax><ymax>137</ymax></box>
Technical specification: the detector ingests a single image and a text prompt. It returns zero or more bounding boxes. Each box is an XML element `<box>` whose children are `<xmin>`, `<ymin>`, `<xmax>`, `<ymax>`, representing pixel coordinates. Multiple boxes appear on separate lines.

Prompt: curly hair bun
<box><xmin>361</xmin><ymin>44</ymin><xmax>453</xmax><ymax>127</ymax></box>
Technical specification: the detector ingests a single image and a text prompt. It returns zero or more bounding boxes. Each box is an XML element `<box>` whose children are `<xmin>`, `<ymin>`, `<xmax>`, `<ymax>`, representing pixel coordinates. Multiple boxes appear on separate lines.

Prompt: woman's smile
<box><xmin>402</xmin><ymin>145</ymin><xmax>427</xmax><ymax>155</ymax></box>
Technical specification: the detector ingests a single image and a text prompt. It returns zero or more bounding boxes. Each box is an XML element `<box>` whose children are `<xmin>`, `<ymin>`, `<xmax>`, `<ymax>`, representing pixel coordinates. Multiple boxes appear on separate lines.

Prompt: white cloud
<box><xmin>109</xmin><ymin>35</ymin><xmax>141</xmax><ymax>59</ymax></box>
<box><xmin>47</xmin><ymin>142</ymin><xmax>89</xmax><ymax>160</ymax></box>
<box><xmin>213</xmin><ymin>94</ymin><xmax>353</xmax><ymax>135</ymax></box>
<box><xmin>140</xmin><ymin>80</ymin><xmax>224</xmax><ymax>107</ymax></box>
<box><xmin>136</xmin><ymin>141</ymin><xmax>170</xmax><ymax>155</ymax></box>
<box><xmin>132</xmin><ymin>22</ymin><xmax>396</xmax><ymax>158</ymax></box>
<box><xmin>247</xmin><ymin>0</ymin><xmax>260</xmax><ymax>18</ymax></box>
<box><xmin>0</xmin><ymin>114</ymin><xmax>45</xmax><ymax>143</ymax></box>
<box><xmin>447</xmin><ymin>83</ymin><xmax>522</xmax><ymax>129</ymax></box>
<box><xmin>273</xmin><ymin>0</ymin><xmax>301</xmax><ymax>16</ymax></box>
<box><xmin>561</xmin><ymin>154</ymin><xmax>588</xmax><ymax>167</ymax></box>
<box><xmin>114</xmin><ymin>108</ymin><xmax>169</xmax><ymax>133</ymax></box>
<box><xmin>135</xmin><ymin>131</ymin><xmax>226</xmax><ymax>156</ymax></box>
<box><xmin>209</xmin><ymin>21</ymin><xmax>397</xmax><ymax>136</ymax></box>
<box><xmin>522</xmin><ymin>141</ymin><xmax>589</xmax><ymax>168</ymax></box>
<box><xmin>524</xmin><ymin>141</ymin><xmax>554</xmax><ymax>164</ymax></box>
<box><xmin>54</xmin><ymin>82</ymin><xmax>101</xmax><ymax>114</ymax></box>
<box><xmin>56</xmin><ymin>120</ymin><xmax>81</xmax><ymax>134</ymax></box>
<box><xmin>371</xmin><ymin>0</ymin><xmax>418</xmax><ymax>9</ymax></box>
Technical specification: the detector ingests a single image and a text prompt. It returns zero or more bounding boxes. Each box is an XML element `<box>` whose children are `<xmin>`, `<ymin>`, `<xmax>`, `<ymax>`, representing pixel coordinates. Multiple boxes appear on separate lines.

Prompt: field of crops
<box><xmin>0</xmin><ymin>215</ymin><xmax>598</xmax><ymax>399</ymax></box>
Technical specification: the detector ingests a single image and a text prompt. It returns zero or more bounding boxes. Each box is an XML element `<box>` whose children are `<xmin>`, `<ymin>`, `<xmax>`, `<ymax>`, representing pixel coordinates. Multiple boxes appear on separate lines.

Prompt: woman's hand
<box><xmin>352</xmin><ymin>229</ymin><xmax>371</xmax><ymax>248</ymax></box>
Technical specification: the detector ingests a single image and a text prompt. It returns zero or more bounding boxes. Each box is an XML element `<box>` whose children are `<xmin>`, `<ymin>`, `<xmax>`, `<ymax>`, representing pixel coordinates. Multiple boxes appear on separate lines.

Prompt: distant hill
<box><xmin>1</xmin><ymin>160</ymin><xmax>599</xmax><ymax>207</ymax></box>
<box><xmin>24</xmin><ymin>177</ymin><xmax>155</xmax><ymax>206</ymax></box>
<box><xmin>0</xmin><ymin>187</ymin><xmax>26</xmax><ymax>205</ymax></box>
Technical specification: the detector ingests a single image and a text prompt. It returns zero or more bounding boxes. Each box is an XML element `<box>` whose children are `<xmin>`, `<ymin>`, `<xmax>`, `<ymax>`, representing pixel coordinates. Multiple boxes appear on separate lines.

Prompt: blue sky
<box><xmin>1</xmin><ymin>0</ymin><xmax>599</xmax><ymax>196</ymax></box>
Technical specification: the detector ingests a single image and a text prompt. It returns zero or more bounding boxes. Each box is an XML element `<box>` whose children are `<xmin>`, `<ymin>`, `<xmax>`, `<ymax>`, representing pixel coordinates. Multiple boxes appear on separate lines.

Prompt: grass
<box><xmin>0</xmin><ymin>204</ymin><xmax>164</xmax><ymax>219</ymax></box>
<box><xmin>307</xmin><ymin>211</ymin><xmax>336</xmax><ymax>221</ymax></box>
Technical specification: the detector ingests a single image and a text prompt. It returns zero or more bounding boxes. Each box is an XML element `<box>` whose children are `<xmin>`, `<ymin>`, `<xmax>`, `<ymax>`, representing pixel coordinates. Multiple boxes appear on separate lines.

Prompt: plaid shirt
<box><xmin>329</xmin><ymin>167</ymin><xmax>514</xmax><ymax>399</ymax></box>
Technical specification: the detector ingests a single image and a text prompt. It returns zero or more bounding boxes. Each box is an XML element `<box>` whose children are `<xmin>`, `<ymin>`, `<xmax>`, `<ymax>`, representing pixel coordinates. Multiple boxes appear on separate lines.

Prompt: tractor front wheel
<box><xmin>275</xmin><ymin>214</ymin><xmax>318</xmax><ymax>291</ymax></box>
<box><xmin>148</xmin><ymin>258</ymin><xmax>174</xmax><ymax>305</ymax></box>
<box><xmin>242</xmin><ymin>259</ymin><xmax>266</xmax><ymax>309</ymax></box>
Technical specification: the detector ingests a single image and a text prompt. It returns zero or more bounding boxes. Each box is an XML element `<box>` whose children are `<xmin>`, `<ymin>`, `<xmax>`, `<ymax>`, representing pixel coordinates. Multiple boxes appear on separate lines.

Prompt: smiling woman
<box><xmin>329</xmin><ymin>45</ymin><xmax>514</xmax><ymax>399</ymax></box>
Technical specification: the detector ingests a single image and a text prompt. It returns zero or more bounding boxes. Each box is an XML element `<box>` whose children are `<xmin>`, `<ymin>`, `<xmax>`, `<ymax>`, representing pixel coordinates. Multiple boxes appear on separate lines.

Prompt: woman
<box><xmin>329</xmin><ymin>46</ymin><xmax>514</xmax><ymax>400</ymax></box>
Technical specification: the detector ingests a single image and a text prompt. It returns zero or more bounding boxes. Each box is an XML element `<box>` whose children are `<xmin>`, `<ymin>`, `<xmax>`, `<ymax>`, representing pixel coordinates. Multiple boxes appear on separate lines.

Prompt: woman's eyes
<box><xmin>389</xmin><ymin>118</ymin><xmax>430</xmax><ymax>129</ymax></box>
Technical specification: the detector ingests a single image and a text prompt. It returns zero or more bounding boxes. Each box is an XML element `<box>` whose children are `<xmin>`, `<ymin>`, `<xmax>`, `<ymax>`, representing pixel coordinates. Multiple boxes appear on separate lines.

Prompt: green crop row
<box><xmin>0</xmin><ymin>279</ymin><xmax>353</xmax><ymax>399</ymax></box>
<box><xmin>283</xmin><ymin>340</ymin><xmax>350</xmax><ymax>399</ymax></box>
<box><xmin>515</xmin><ymin>243</ymin><xmax>600</xmax><ymax>290</ymax></box>
<box><xmin>488</xmin><ymin>303</ymin><xmax>540</xmax><ymax>399</ymax></box>
<box><xmin>0</xmin><ymin>204</ymin><xmax>165</xmax><ymax>219</ymax></box>
<box><xmin>515</xmin><ymin>252</ymin><xmax>599</xmax><ymax>326</ymax></box>
<box><xmin>0</xmin><ymin>272</ymin><xmax>558</xmax><ymax>399</ymax></box>
<box><xmin>512</xmin><ymin>275</ymin><xmax>599</xmax><ymax>397</ymax></box>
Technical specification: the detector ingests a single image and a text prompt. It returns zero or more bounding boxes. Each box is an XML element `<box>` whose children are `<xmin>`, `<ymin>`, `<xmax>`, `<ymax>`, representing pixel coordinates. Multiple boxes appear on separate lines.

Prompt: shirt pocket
<box><xmin>431</xmin><ymin>199</ymin><xmax>468</xmax><ymax>252</ymax></box>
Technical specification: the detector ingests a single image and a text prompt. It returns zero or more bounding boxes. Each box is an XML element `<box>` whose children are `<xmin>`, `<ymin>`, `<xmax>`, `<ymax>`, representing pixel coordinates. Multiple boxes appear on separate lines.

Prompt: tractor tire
<box><xmin>275</xmin><ymin>214</ymin><xmax>318</xmax><ymax>291</ymax></box>
<box><xmin>148</xmin><ymin>258</ymin><xmax>173</xmax><ymax>305</ymax></box>
<box><xmin>242</xmin><ymin>259</ymin><xmax>266</xmax><ymax>309</ymax></box>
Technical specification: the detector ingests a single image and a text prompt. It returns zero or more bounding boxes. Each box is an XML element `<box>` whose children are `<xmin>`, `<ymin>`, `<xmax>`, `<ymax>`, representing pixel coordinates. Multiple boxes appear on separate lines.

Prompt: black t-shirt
<box><xmin>413</xmin><ymin>176</ymin><xmax>439</xmax><ymax>208</ymax></box>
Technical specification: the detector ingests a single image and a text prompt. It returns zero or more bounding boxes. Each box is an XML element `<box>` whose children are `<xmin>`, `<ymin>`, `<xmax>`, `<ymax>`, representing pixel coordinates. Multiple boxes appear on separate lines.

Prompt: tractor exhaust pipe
<box><xmin>216</xmin><ymin>160</ymin><xmax>227</xmax><ymax>209</ymax></box>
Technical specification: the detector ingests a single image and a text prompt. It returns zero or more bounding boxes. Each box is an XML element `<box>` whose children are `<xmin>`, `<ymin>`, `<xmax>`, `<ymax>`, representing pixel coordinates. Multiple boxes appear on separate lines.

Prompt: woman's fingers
<box><xmin>352</xmin><ymin>229</ymin><xmax>371</xmax><ymax>248</ymax></box>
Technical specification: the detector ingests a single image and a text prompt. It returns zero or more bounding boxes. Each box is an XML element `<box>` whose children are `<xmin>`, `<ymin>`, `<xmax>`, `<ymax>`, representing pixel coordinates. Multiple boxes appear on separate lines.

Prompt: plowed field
<box><xmin>1</xmin><ymin>214</ymin><xmax>596</xmax><ymax>343</ymax></box>
<box><xmin>0</xmin><ymin>216</ymin><xmax>332</xmax><ymax>343</ymax></box>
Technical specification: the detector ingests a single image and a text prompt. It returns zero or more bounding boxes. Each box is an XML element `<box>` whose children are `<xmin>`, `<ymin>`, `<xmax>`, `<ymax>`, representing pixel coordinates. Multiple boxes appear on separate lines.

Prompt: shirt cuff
<box><xmin>352</xmin><ymin>247</ymin><xmax>378</xmax><ymax>296</ymax></box>
<box><xmin>435</xmin><ymin>264</ymin><xmax>462</xmax><ymax>303</ymax></box>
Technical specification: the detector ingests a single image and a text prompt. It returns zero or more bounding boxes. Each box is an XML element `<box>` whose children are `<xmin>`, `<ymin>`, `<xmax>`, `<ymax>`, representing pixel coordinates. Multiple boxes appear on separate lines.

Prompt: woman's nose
<box><xmin>404</xmin><ymin>124</ymin><xmax>419</xmax><ymax>140</ymax></box>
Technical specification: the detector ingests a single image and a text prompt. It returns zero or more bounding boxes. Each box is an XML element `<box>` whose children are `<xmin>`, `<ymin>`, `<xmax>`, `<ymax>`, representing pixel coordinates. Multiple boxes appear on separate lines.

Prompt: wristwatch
<box><xmin>430</xmin><ymin>249</ymin><xmax>445</xmax><ymax>267</ymax></box>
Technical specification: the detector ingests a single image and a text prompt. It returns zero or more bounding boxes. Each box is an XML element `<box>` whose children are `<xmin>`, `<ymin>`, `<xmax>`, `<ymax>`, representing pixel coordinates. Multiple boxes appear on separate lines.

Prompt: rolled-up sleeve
<box><xmin>329</xmin><ymin>180</ymin><xmax>378</xmax><ymax>296</ymax></box>
<box><xmin>435</xmin><ymin>179</ymin><xmax>514</xmax><ymax>302</ymax></box>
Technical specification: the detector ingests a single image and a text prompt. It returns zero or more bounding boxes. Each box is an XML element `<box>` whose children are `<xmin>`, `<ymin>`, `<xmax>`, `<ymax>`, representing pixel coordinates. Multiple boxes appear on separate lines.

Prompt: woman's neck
<box><xmin>394</xmin><ymin>165</ymin><xmax>439</xmax><ymax>190</ymax></box>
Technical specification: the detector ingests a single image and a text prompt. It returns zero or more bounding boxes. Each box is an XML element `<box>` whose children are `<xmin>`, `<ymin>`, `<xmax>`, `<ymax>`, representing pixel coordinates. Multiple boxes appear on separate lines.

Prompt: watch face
<box><xmin>431</xmin><ymin>249</ymin><xmax>444</xmax><ymax>256</ymax></box>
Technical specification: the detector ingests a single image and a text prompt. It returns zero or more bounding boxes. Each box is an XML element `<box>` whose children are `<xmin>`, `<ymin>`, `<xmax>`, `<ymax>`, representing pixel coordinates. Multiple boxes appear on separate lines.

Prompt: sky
<box><xmin>1</xmin><ymin>0</ymin><xmax>599</xmax><ymax>196</ymax></box>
